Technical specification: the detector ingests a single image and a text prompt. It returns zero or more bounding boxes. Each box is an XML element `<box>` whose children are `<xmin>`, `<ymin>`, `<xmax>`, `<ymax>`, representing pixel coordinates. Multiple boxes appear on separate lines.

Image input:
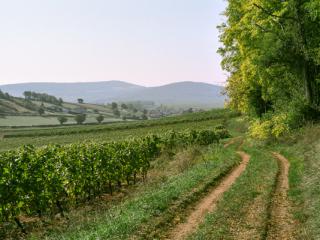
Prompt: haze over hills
<box><xmin>0</xmin><ymin>81</ymin><xmax>226</xmax><ymax>107</ymax></box>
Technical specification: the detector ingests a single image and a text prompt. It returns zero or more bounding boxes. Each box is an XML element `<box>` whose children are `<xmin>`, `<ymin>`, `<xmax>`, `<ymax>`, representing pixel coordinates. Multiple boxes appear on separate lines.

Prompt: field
<box><xmin>0</xmin><ymin>115</ymin><xmax>120</xmax><ymax>127</ymax></box>
<box><xmin>0</xmin><ymin>109</ymin><xmax>319</xmax><ymax>240</ymax></box>
<box><xmin>0</xmin><ymin>109</ymin><xmax>238</xmax><ymax>151</ymax></box>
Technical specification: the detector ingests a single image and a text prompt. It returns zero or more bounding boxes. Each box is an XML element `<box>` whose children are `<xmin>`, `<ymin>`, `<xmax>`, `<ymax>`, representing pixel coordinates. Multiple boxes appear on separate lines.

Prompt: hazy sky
<box><xmin>0</xmin><ymin>0</ymin><xmax>227</xmax><ymax>87</ymax></box>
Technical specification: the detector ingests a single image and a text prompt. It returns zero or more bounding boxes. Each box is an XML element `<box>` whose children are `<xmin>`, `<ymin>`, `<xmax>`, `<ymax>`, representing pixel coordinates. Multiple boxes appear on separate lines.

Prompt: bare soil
<box><xmin>167</xmin><ymin>151</ymin><xmax>250</xmax><ymax>240</ymax></box>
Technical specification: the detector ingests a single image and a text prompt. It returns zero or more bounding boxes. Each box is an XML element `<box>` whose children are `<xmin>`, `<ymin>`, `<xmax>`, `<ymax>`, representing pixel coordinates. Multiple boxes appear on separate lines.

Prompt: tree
<box><xmin>23</xmin><ymin>91</ymin><xmax>32</xmax><ymax>100</ymax></box>
<box><xmin>77</xmin><ymin>98</ymin><xmax>84</xmax><ymax>104</ymax></box>
<box><xmin>96</xmin><ymin>114</ymin><xmax>104</xmax><ymax>124</ymax></box>
<box><xmin>75</xmin><ymin>114</ymin><xmax>86</xmax><ymax>124</ymax></box>
<box><xmin>111</xmin><ymin>102</ymin><xmax>118</xmax><ymax>110</ymax></box>
<box><xmin>57</xmin><ymin>116</ymin><xmax>68</xmax><ymax>125</ymax></box>
<box><xmin>220</xmin><ymin>0</ymin><xmax>320</xmax><ymax>125</ymax></box>
<box><xmin>38</xmin><ymin>108</ymin><xmax>45</xmax><ymax>116</ymax></box>
<box><xmin>113</xmin><ymin>109</ymin><xmax>120</xmax><ymax>117</ymax></box>
<box><xmin>121</xmin><ymin>103</ymin><xmax>128</xmax><ymax>109</ymax></box>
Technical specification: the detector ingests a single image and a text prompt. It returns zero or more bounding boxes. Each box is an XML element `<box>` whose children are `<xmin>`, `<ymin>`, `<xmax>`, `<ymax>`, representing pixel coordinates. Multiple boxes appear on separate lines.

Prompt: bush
<box><xmin>57</xmin><ymin>116</ymin><xmax>68</xmax><ymax>125</ymax></box>
<box><xmin>249</xmin><ymin>113</ymin><xmax>290</xmax><ymax>140</ymax></box>
<box><xmin>75</xmin><ymin>114</ymin><xmax>86</xmax><ymax>124</ymax></box>
<box><xmin>96</xmin><ymin>114</ymin><xmax>104</xmax><ymax>124</ymax></box>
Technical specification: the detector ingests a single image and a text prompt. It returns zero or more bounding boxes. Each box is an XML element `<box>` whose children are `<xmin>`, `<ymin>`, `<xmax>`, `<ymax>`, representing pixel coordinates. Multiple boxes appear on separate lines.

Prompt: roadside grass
<box><xmin>28</xmin><ymin>144</ymin><xmax>240</xmax><ymax>240</ymax></box>
<box><xmin>188</xmin><ymin>144</ymin><xmax>278</xmax><ymax>240</ymax></box>
<box><xmin>271</xmin><ymin>124</ymin><xmax>320</xmax><ymax>239</ymax></box>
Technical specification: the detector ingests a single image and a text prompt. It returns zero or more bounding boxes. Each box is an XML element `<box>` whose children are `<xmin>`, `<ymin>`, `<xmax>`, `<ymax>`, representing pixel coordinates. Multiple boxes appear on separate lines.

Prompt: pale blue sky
<box><xmin>0</xmin><ymin>0</ymin><xmax>227</xmax><ymax>86</ymax></box>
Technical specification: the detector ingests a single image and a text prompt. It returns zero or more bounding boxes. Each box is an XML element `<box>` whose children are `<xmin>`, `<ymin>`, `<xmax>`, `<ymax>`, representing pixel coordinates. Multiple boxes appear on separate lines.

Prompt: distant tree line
<box><xmin>23</xmin><ymin>91</ymin><xmax>63</xmax><ymax>105</ymax></box>
<box><xmin>0</xmin><ymin>90</ymin><xmax>12</xmax><ymax>100</ymax></box>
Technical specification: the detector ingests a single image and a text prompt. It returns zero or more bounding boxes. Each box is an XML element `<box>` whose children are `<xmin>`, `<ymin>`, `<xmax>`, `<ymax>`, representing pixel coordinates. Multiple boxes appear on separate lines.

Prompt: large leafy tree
<box><xmin>220</xmin><ymin>0</ymin><xmax>320</xmax><ymax>119</ymax></box>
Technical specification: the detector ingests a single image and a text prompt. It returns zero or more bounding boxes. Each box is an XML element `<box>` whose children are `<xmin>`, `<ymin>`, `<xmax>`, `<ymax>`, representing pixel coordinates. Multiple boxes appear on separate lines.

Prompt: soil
<box><xmin>167</xmin><ymin>151</ymin><xmax>250</xmax><ymax>240</ymax></box>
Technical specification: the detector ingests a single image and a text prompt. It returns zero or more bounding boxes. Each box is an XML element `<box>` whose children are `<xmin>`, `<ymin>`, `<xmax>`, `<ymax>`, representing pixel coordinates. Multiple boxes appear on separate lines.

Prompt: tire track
<box><xmin>167</xmin><ymin>151</ymin><xmax>250</xmax><ymax>240</ymax></box>
<box><xmin>265</xmin><ymin>152</ymin><xmax>295</xmax><ymax>240</ymax></box>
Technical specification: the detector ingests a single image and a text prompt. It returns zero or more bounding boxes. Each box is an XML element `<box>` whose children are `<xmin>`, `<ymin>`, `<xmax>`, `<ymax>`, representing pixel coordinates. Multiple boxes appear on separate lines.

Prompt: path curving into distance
<box><xmin>167</xmin><ymin>151</ymin><xmax>250</xmax><ymax>240</ymax></box>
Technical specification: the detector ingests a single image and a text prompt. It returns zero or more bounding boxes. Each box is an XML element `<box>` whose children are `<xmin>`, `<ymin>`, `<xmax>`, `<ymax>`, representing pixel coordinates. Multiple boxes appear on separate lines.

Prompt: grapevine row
<box><xmin>0</xmin><ymin>127</ymin><xmax>229</xmax><ymax>226</ymax></box>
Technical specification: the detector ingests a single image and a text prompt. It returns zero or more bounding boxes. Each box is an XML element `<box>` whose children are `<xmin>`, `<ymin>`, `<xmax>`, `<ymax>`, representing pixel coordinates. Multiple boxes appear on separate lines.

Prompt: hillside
<box><xmin>0</xmin><ymin>81</ymin><xmax>226</xmax><ymax>107</ymax></box>
<box><xmin>118</xmin><ymin>82</ymin><xmax>225</xmax><ymax>107</ymax></box>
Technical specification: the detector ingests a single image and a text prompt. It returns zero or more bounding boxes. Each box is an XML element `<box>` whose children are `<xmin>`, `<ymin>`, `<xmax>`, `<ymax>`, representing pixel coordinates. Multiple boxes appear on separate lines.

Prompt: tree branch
<box><xmin>253</xmin><ymin>3</ymin><xmax>297</xmax><ymax>21</ymax></box>
<box><xmin>254</xmin><ymin>23</ymin><xmax>286</xmax><ymax>41</ymax></box>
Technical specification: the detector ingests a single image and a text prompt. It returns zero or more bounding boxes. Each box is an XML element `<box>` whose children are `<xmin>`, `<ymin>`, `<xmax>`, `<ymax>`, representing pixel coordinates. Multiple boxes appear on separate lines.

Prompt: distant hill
<box><xmin>118</xmin><ymin>82</ymin><xmax>225</xmax><ymax>107</ymax></box>
<box><xmin>0</xmin><ymin>81</ymin><xmax>226</xmax><ymax>107</ymax></box>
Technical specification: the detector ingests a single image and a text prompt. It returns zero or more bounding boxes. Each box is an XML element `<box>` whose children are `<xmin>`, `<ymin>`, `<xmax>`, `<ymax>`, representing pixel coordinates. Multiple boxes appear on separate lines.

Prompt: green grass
<box><xmin>188</xmin><ymin>144</ymin><xmax>278</xmax><ymax>240</ymax></box>
<box><xmin>270</xmin><ymin>125</ymin><xmax>320</xmax><ymax>239</ymax></box>
<box><xmin>0</xmin><ymin>109</ymin><xmax>238</xmax><ymax>152</ymax></box>
<box><xmin>0</xmin><ymin>115</ymin><xmax>120</xmax><ymax>127</ymax></box>
<box><xmin>2</xmin><ymin>109</ymin><xmax>235</xmax><ymax>137</ymax></box>
<box><xmin>29</xmin><ymin>144</ymin><xmax>240</xmax><ymax>240</ymax></box>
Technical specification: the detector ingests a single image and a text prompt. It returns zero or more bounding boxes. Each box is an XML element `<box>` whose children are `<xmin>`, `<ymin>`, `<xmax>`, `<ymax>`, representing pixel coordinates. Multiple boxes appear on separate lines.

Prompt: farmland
<box><xmin>0</xmin><ymin>109</ymin><xmax>320</xmax><ymax>240</ymax></box>
<box><xmin>0</xmin><ymin>109</ymin><xmax>238</xmax><ymax>151</ymax></box>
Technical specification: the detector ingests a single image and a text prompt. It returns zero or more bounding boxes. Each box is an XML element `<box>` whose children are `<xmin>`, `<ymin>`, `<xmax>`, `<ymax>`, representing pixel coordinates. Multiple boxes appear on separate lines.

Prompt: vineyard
<box><xmin>1</xmin><ymin>109</ymin><xmax>238</xmax><ymax>139</ymax></box>
<box><xmin>0</xmin><ymin>126</ymin><xmax>229</xmax><ymax>230</ymax></box>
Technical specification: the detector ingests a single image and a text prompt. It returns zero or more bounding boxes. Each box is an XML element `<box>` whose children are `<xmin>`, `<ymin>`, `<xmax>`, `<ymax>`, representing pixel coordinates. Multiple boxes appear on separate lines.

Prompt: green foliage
<box><xmin>38</xmin><ymin>107</ymin><xmax>45</xmax><ymax>116</ymax></box>
<box><xmin>113</xmin><ymin>108</ymin><xmax>120</xmax><ymax>117</ymax></box>
<box><xmin>96</xmin><ymin>114</ymin><xmax>104</xmax><ymax>124</ymax></box>
<box><xmin>121</xmin><ymin>103</ymin><xmax>128</xmax><ymax>109</ymax></box>
<box><xmin>249</xmin><ymin>113</ymin><xmax>291</xmax><ymax>140</ymax></box>
<box><xmin>0</xmin><ymin>128</ymin><xmax>229</xmax><ymax>224</ymax></box>
<box><xmin>57</xmin><ymin>116</ymin><xmax>68</xmax><ymax>125</ymax></box>
<box><xmin>220</xmin><ymin>0</ymin><xmax>320</xmax><ymax>128</ymax></box>
<box><xmin>23</xmin><ymin>91</ymin><xmax>63</xmax><ymax>105</ymax></box>
<box><xmin>111</xmin><ymin>102</ymin><xmax>118</xmax><ymax>110</ymax></box>
<box><xmin>3</xmin><ymin>109</ymin><xmax>239</xmax><ymax>139</ymax></box>
<box><xmin>74</xmin><ymin>114</ymin><xmax>86</xmax><ymax>124</ymax></box>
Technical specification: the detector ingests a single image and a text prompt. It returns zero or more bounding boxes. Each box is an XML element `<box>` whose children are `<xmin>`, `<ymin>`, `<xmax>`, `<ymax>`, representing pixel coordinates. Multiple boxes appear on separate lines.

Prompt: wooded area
<box><xmin>220</xmin><ymin>0</ymin><xmax>320</xmax><ymax>138</ymax></box>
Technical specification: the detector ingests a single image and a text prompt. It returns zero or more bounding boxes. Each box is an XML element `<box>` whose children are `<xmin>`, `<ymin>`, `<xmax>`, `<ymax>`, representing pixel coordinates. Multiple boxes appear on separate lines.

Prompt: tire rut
<box><xmin>265</xmin><ymin>152</ymin><xmax>295</xmax><ymax>240</ymax></box>
<box><xmin>167</xmin><ymin>151</ymin><xmax>250</xmax><ymax>240</ymax></box>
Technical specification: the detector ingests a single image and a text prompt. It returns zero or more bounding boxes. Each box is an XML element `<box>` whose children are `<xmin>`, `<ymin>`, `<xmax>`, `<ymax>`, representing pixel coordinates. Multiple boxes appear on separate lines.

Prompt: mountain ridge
<box><xmin>0</xmin><ymin>81</ymin><xmax>225</xmax><ymax>107</ymax></box>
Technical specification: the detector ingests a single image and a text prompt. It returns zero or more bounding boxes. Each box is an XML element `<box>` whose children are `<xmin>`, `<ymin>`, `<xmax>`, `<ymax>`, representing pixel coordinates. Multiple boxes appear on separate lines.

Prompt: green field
<box><xmin>1</xmin><ymin>109</ymin><xmax>320</xmax><ymax>240</ymax></box>
<box><xmin>0</xmin><ymin>109</ymin><xmax>238</xmax><ymax>151</ymax></box>
<box><xmin>0</xmin><ymin>115</ymin><xmax>120</xmax><ymax>127</ymax></box>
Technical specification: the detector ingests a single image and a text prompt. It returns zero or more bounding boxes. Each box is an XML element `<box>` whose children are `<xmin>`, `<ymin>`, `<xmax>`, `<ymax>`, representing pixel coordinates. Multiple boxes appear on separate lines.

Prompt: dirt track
<box><xmin>265</xmin><ymin>153</ymin><xmax>295</xmax><ymax>240</ymax></box>
<box><xmin>167</xmin><ymin>151</ymin><xmax>250</xmax><ymax>240</ymax></box>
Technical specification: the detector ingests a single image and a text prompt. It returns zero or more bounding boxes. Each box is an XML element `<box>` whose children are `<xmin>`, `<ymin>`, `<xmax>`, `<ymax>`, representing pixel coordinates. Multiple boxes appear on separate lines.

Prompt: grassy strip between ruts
<box><xmin>29</xmin><ymin>144</ymin><xmax>239</xmax><ymax>240</ymax></box>
<box><xmin>188</xmin><ymin>145</ymin><xmax>278</xmax><ymax>240</ymax></box>
<box><xmin>271</xmin><ymin>125</ymin><xmax>320</xmax><ymax>239</ymax></box>
<box><xmin>131</xmin><ymin>143</ymin><xmax>241</xmax><ymax>240</ymax></box>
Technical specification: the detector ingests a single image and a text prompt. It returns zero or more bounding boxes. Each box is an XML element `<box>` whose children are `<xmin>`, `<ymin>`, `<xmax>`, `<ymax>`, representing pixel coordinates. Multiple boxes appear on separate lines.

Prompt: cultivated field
<box><xmin>0</xmin><ymin>109</ymin><xmax>319</xmax><ymax>240</ymax></box>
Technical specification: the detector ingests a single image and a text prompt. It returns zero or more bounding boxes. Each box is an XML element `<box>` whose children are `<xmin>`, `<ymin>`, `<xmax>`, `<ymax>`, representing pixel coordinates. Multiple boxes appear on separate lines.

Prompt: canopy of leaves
<box><xmin>74</xmin><ymin>114</ymin><xmax>86</xmax><ymax>124</ymax></box>
<box><xmin>220</xmin><ymin>0</ymin><xmax>320</xmax><ymax>136</ymax></box>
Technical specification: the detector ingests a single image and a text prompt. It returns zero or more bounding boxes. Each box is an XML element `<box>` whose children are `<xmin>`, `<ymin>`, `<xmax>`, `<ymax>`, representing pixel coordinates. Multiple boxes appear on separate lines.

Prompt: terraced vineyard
<box><xmin>1</xmin><ymin>110</ymin><xmax>319</xmax><ymax>240</ymax></box>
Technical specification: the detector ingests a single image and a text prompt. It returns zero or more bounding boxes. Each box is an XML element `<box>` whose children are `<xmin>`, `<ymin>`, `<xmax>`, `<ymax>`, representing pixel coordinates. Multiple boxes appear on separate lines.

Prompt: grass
<box><xmin>0</xmin><ymin>115</ymin><xmax>120</xmax><ymax>127</ymax></box>
<box><xmin>0</xmin><ymin>111</ymin><xmax>236</xmax><ymax>151</ymax></box>
<box><xmin>188</xmin><ymin>144</ymin><xmax>278</xmax><ymax>240</ymax></box>
<box><xmin>270</xmin><ymin>124</ymin><xmax>320</xmax><ymax>239</ymax></box>
<box><xmin>27</xmin><ymin>144</ymin><xmax>240</xmax><ymax>240</ymax></box>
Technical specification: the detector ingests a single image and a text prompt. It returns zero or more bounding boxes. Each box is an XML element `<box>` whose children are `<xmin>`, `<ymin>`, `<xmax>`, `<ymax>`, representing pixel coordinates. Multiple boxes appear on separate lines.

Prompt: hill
<box><xmin>0</xmin><ymin>81</ymin><xmax>226</xmax><ymax>107</ymax></box>
<box><xmin>0</xmin><ymin>81</ymin><xmax>144</xmax><ymax>104</ymax></box>
<box><xmin>118</xmin><ymin>81</ymin><xmax>225</xmax><ymax>107</ymax></box>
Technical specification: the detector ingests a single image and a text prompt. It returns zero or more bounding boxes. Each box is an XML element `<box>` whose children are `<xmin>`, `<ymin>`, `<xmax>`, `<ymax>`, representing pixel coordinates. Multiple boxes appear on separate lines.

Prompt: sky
<box><xmin>0</xmin><ymin>0</ymin><xmax>227</xmax><ymax>87</ymax></box>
